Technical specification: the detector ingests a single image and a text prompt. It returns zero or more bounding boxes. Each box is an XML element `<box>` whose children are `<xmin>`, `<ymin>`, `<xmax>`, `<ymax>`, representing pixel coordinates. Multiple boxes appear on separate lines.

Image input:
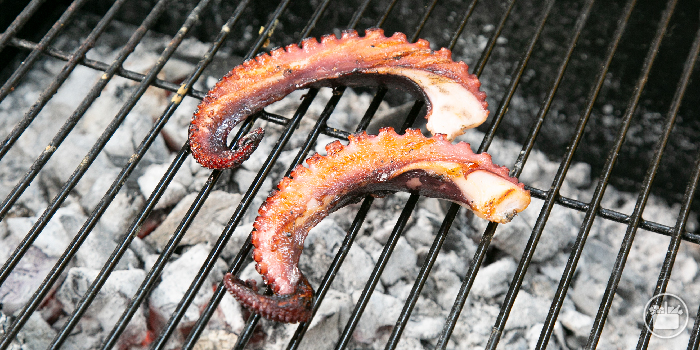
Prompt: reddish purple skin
<box><xmin>188</xmin><ymin>28</ymin><xmax>486</xmax><ymax>169</ymax></box>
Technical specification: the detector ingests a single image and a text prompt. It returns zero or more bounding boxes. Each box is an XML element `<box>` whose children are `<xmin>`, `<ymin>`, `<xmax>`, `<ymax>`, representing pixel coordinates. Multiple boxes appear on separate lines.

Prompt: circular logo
<box><xmin>643</xmin><ymin>293</ymin><xmax>689</xmax><ymax>339</ymax></box>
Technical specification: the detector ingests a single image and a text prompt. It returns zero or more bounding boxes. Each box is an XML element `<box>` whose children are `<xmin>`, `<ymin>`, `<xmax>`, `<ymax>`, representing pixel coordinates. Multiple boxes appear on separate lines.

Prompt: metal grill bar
<box><xmin>585</xmin><ymin>0</ymin><xmax>679</xmax><ymax>347</ymax></box>
<box><xmin>0</xmin><ymin>0</ymin><xmax>127</xmax><ymax>222</ymax></box>
<box><xmin>0</xmin><ymin>0</ymin><xmax>698</xmax><ymax>349</ymax></box>
<box><xmin>0</xmin><ymin>1</ymin><xmax>212</xmax><ymax>349</ymax></box>
<box><xmin>535</xmin><ymin>0</ymin><xmax>637</xmax><ymax>347</ymax></box>
<box><xmin>0</xmin><ymin>0</ymin><xmax>125</xmax><ymax>161</ymax></box>
<box><xmin>526</xmin><ymin>186</ymin><xmax>700</xmax><ymax>242</ymax></box>
<box><xmin>65</xmin><ymin>1</ymin><xmax>294</xmax><ymax>347</ymax></box>
<box><xmin>0</xmin><ymin>0</ymin><xmax>167</xmax><ymax>279</ymax></box>
<box><xmin>684</xmin><ymin>164</ymin><xmax>700</xmax><ymax>349</ymax></box>
<box><xmin>435</xmin><ymin>0</ymin><xmax>555</xmax><ymax>345</ymax></box>
<box><xmin>334</xmin><ymin>102</ymin><xmax>425</xmax><ymax>350</ymax></box>
<box><xmin>6</xmin><ymin>37</ymin><xmax>210</xmax><ymax>100</ymax></box>
<box><xmin>37</xmin><ymin>0</ymin><xmax>255</xmax><ymax>348</ymax></box>
<box><xmin>282</xmin><ymin>91</ymin><xmax>391</xmax><ymax>350</ymax></box>
<box><xmin>0</xmin><ymin>0</ymin><xmax>91</xmax><ymax>155</ymax></box>
<box><xmin>485</xmin><ymin>0</ymin><xmax>599</xmax><ymax>345</ymax></box>
<box><xmin>638</xmin><ymin>24</ymin><xmax>700</xmax><ymax>349</ymax></box>
<box><xmin>232</xmin><ymin>1</ymin><xmax>400</xmax><ymax>347</ymax></box>
<box><xmin>0</xmin><ymin>0</ymin><xmax>47</xmax><ymax>52</ymax></box>
<box><xmin>4</xmin><ymin>37</ymin><xmax>695</xmax><ymax>239</ymax></box>
<box><xmin>337</xmin><ymin>194</ymin><xmax>420</xmax><ymax>350</ymax></box>
<box><xmin>0</xmin><ymin>0</ymin><xmax>90</xmax><ymax>105</ymax></box>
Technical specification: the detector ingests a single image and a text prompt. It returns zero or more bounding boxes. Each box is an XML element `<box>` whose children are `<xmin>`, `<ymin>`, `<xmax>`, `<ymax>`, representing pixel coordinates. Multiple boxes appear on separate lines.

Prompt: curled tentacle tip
<box><xmin>223</xmin><ymin>273</ymin><xmax>314</xmax><ymax>324</ymax></box>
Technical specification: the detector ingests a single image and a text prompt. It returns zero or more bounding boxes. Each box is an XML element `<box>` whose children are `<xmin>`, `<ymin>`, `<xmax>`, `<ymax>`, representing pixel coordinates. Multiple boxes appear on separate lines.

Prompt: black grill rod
<box><xmin>0</xmin><ymin>0</ymin><xmax>125</xmax><ymax>162</ymax></box>
<box><xmin>193</xmin><ymin>0</ymin><xmax>394</xmax><ymax>347</ymax></box>
<box><xmin>129</xmin><ymin>2</ymin><xmax>304</xmax><ymax>349</ymax></box>
<box><xmin>637</xmin><ymin>25</ymin><xmax>700</xmax><ymax>348</ymax></box>
<box><xmin>0</xmin><ymin>0</ymin><xmax>205</xmax><ymax>348</ymax></box>
<box><xmin>7</xmin><ymin>37</ymin><xmax>210</xmax><ymax>100</ymax></box>
<box><xmin>40</xmin><ymin>0</ymin><xmax>253</xmax><ymax>348</ymax></box>
<box><xmin>231</xmin><ymin>86</ymin><xmax>350</xmax><ymax>350</ymax></box>
<box><xmin>100</xmin><ymin>114</ymin><xmax>256</xmax><ymax>350</ymax></box>
<box><xmin>0</xmin><ymin>0</ymin><xmax>47</xmax><ymax>52</ymax></box>
<box><xmin>478</xmin><ymin>0</ymin><xmax>556</xmax><ymax>159</ymax></box>
<box><xmin>584</xmin><ymin>0</ymin><xmax>679</xmax><ymax>347</ymax></box>
<box><xmin>472</xmin><ymin>0</ymin><xmax>517</xmax><ymax>78</ymax></box>
<box><xmin>0</xmin><ymin>0</ymin><xmax>128</xmax><ymax>222</ymax></box>
<box><xmin>156</xmin><ymin>2</ymin><xmax>337</xmax><ymax>348</ymax></box>
<box><xmin>381</xmin><ymin>0</ymin><xmax>481</xmax><ymax>346</ymax></box>
<box><xmin>0</xmin><ymin>0</ymin><xmax>88</xmax><ymax>105</ymax></box>
<box><xmin>176</xmin><ymin>87</ymin><xmax>316</xmax><ymax>350</ymax></box>
<box><xmin>52</xmin><ymin>0</ymin><xmax>221</xmax><ymax>346</ymax></box>
<box><xmin>286</xmin><ymin>197</ymin><xmax>375</xmax><ymax>349</ymax></box>
<box><xmin>526</xmin><ymin>186</ymin><xmax>700</xmax><ymax>243</ymax></box>
<box><xmin>294</xmin><ymin>2</ymin><xmax>446</xmax><ymax>347</ymax></box>
<box><xmin>686</xmin><ymin>178</ymin><xmax>700</xmax><ymax>348</ymax></box>
<box><xmin>535</xmin><ymin>0</ymin><xmax>637</xmax><ymax>347</ymax></box>
<box><xmin>234</xmin><ymin>0</ymin><xmax>409</xmax><ymax>342</ymax></box>
<box><xmin>447</xmin><ymin>0</ymin><xmax>480</xmax><ymax>51</ymax></box>
<box><xmin>485</xmin><ymin>0</ymin><xmax>605</xmax><ymax>346</ymax></box>
<box><xmin>284</xmin><ymin>92</ymin><xmax>390</xmax><ymax>350</ymax></box>
<box><xmin>638</xmin><ymin>27</ymin><xmax>700</xmax><ymax>350</ymax></box>
<box><xmin>435</xmin><ymin>0</ymin><xmax>557</xmax><ymax>346</ymax></box>
<box><xmin>335</xmin><ymin>194</ymin><xmax>421</xmax><ymax>350</ymax></box>
<box><xmin>0</xmin><ymin>0</ymin><xmax>199</xmax><ymax>290</ymax></box>
<box><xmin>384</xmin><ymin>204</ymin><xmax>460</xmax><ymax>350</ymax></box>
<box><xmin>331</xmin><ymin>103</ymin><xmax>423</xmax><ymax>350</ymax></box>
<box><xmin>0</xmin><ymin>0</ymin><xmax>171</xmax><ymax>287</ymax></box>
<box><xmin>687</xmin><ymin>180</ymin><xmax>700</xmax><ymax>347</ymax></box>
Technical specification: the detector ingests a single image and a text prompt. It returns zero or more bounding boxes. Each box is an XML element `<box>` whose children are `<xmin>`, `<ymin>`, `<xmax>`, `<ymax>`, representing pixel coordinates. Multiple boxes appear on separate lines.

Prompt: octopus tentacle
<box><xmin>223</xmin><ymin>273</ymin><xmax>314</xmax><ymax>323</ymax></box>
<box><xmin>189</xmin><ymin>28</ymin><xmax>488</xmax><ymax>169</ymax></box>
<box><xmin>227</xmin><ymin>127</ymin><xmax>530</xmax><ymax>322</ymax></box>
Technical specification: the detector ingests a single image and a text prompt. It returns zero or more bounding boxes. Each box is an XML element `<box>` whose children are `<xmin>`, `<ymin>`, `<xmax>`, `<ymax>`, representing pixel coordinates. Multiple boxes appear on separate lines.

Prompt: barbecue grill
<box><xmin>0</xmin><ymin>0</ymin><xmax>699</xmax><ymax>349</ymax></box>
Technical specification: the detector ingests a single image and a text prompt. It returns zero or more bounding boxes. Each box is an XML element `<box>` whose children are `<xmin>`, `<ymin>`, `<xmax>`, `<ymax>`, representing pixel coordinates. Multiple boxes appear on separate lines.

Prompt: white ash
<box><xmin>0</xmin><ymin>19</ymin><xmax>698</xmax><ymax>350</ymax></box>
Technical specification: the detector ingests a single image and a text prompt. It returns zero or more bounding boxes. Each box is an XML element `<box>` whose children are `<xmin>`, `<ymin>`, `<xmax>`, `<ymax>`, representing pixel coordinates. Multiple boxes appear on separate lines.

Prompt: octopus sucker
<box><xmin>226</xmin><ymin>127</ymin><xmax>530</xmax><ymax>323</ymax></box>
<box><xmin>189</xmin><ymin>28</ymin><xmax>488</xmax><ymax>169</ymax></box>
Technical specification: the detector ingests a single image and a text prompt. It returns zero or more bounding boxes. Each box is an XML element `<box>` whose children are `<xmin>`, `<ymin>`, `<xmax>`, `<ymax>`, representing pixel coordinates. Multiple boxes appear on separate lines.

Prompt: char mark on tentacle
<box><xmin>225</xmin><ymin>127</ymin><xmax>530</xmax><ymax>323</ymax></box>
<box><xmin>188</xmin><ymin>28</ymin><xmax>489</xmax><ymax>169</ymax></box>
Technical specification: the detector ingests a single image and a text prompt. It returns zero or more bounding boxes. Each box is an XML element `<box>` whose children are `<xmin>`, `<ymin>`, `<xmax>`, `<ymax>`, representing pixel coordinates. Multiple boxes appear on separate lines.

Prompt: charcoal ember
<box><xmin>331</xmin><ymin>237</ymin><xmax>376</xmax><ymax>293</ymax></box>
<box><xmin>350</xmin><ymin>291</ymin><xmax>402</xmax><ymax>344</ymax></box>
<box><xmin>0</xmin><ymin>208</ymin><xmax>77</xmax><ymax>314</ymax></box>
<box><xmin>96</xmin><ymin>192</ymin><xmax>146</xmax><ymax>238</ymax></box>
<box><xmin>143</xmin><ymin>191</ymin><xmax>242</xmax><ymax>252</ymax></box>
<box><xmin>380</xmin><ymin>237</ymin><xmax>417</xmax><ymax>287</ymax></box>
<box><xmin>492</xmin><ymin>203</ymin><xmax>582</xmax><ymax>263</ymax></box>
<box><xmin>0</xmin><ymin>311</ymin><xmax>56</xmax><ymax>350</ymax></box>
<box><xmin>137</xmin><ymin>161</ymin><xmax>191</xmax><ymax>210</ymax></box>
<box><xmin>41</xmin><ymin>134</ymin><xmax>119</xmax><ymax>210</ymax></box>
<box><xmin>470</xmin><ymin>258</ymin><xmax>517</xmax><ymax>299</ymax></box>
<box><xmin>55</xmin><ymin>267</ymin><xmax>148</xmax><ymax>350</ymax></box>
<box><xmin>299</xmin><ymin>290</ymin><xmax>353</xmax><ymax>349</ymax></box>
<box><xmin>403</xmin><ymin>207</ymin><xmax>443</xmax><ymax>248</ymax></box>
<box><xmin>428</xmin><ymin>267</ymin><xmax>463</xmax><ymax>311</ymax></box>
<box><xmin>299</xmin><ymin>220</ymin><xmax>346</xmax><ymax>284</ymax></box>
<box><xmin>192</xmin><ymin>329</ymin><xmax>240</xmax><ymax>350</ymax></box>
<box><xmin>148</xmin><ymin>244</ymin><xmax>230</xmax><ymax>347</ymax></box>
<box><xmin>505</xmin><ymin>291</ymin><xmax>550</xmax><ymax>331</ymax></box>
<box><xmin>405</xmin><ymin>316</ymin><xmax>443</xmax><ymax>344</ymax></box>
<box><xmin>557</xmin><ymin>307</ymin><xmax>594</xmax><ymax>340</ymax></box>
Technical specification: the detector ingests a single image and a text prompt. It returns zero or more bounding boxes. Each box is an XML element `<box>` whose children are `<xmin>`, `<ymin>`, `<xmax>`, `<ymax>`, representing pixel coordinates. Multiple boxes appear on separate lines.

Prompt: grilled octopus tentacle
<box><xmin>226</xmin><ymin>128</ymin><xmax>531</xmax><ymax>323</ymax></box>
<box><xmin>189</xmin><ymin>28</ymin><xmax>488</xmax><ymax>169</ymax></box>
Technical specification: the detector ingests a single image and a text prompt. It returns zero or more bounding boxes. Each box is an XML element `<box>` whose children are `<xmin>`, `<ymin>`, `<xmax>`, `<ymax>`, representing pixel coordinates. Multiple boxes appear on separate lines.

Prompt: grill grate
<box><xmin>0</xmin><ymin>0</ymin><xmax>699</xmax><ymax>349</ymax></box>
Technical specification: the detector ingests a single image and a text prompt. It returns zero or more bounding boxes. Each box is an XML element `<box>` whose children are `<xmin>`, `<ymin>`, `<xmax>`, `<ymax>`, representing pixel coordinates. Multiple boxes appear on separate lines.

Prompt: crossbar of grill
<box><xmin>0</xmin><ymin>0</ymin><xmax>698</xmax><ymax>349</ymax></box>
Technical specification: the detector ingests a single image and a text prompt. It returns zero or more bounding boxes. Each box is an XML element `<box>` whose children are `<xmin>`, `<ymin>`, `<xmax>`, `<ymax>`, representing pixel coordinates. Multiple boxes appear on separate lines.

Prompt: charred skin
<box><xmin>189</xmin><ymin>28</ymin><xmax>488</xmax><ymax>169</ymax></box>
<box><xmin>225</xmin><ymin>128</ymin><xmax>530</xmax><ymax>323</ymax></box>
